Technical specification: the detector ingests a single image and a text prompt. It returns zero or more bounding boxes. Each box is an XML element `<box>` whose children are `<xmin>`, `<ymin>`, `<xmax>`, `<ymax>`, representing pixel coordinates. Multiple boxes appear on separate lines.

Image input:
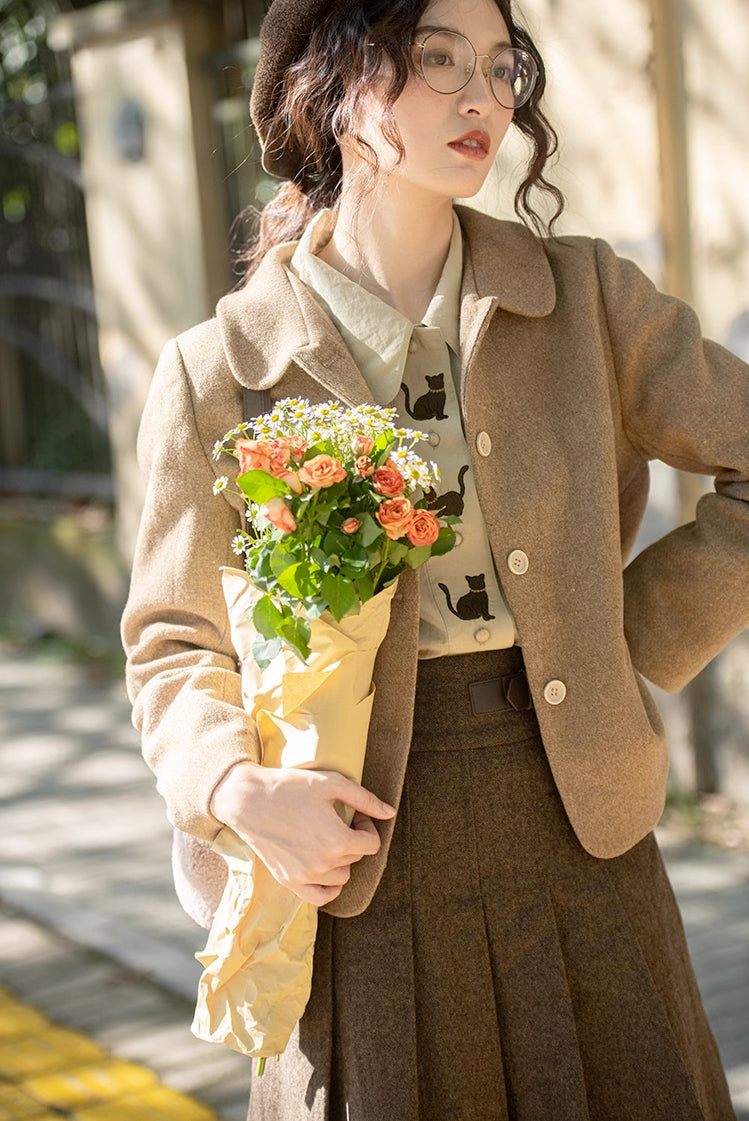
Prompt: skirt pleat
<box><xmin>247</xmin><ymin>647</ymin><xmax>736</xmax><ymax>1121</ymax></box>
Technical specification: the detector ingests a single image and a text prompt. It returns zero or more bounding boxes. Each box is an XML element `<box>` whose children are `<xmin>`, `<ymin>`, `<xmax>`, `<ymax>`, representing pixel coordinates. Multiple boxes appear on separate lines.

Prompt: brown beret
<box><xmin>250</xmin><ymin>0</ymin><xmax>341</xmax><ymax>181</ymax></box>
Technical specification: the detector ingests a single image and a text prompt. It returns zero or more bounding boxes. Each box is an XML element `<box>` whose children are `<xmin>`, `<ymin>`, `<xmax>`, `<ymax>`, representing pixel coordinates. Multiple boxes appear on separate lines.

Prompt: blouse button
<box><xmin>508</xmin><ymin>549</ymin><xmax>529</xmax><ymax>575</ymax></box>
<box><xmin>474</xmin><ymin>627</ymin><xmax>491</xmax><ymax>645</ymax></box>
<box><xmin>408</xmin><ymin>337</ymin><xmax>418</xmax><ymax>353</ymax></box>
<box><xmin>427</xmin><ymin>431</ymin><xmax>440</xmax><ymax>447</ymax></box>
<box><xmin>476</xmin><ymin>431</ymin><xmax>492</xmax><ymax>457</ymax></box>
<box><xmin>543</xmin><ymin>680</ymin><xmax>567</xmax><ymax>706</ymax></box>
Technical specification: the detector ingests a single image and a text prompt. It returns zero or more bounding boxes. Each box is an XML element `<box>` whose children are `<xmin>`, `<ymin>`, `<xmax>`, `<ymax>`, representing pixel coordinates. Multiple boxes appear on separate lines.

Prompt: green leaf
<box><xmin>237</xmin><ymin>469</ymin><xmax>290</xmax><ymax>503</ymax></box>
<box><xmin>404</xmin><ymin>544</ymin><xmax>432</xmax><ymax>570</ymax></box>
<box><xmin>276</xmin><ymin>562</ymin><xmax>320</xmax><ymax>600</ymax></box>
<box><xmin>430</xmin><ymin>526</ymin><xmax>456</xmax><ymax>558</ymax></box>
<box><xmin>386</xmin><ymin>542</ymin><xmax>409</xmax><ymax>567</ymax></box>
<box><xmin>252</xmin><ymin>633</ymin><xmax>283</xmax><ymax>669</ymax></box>
<box><xmin>321</xmin><ymin>572</ymin><xmax>357</xmax><ymax>622</ymax></box>
<box><xmin>305</xmin><ymin>596</ymin><xmax>328</xmax><ymax>620</ymax></box>
<box><xmin>372</xmin><ymin>432</ymin><xmax>394</xmax><ymax>463</ymax></box>
<box><xmin>356</xmin><ymin>573</ymin><xmax>375</xmax><ymax>604</ymax></box>
<box><xmin>357</xmin><ymin>512</ymin><xmax>383</xmax><ymax>548</ymax></box>
<box><xmin>323</xmin><ymin>529</ymin><xmax>349</xmax><ymax>556</ymax></box>
<box><xmin>277</xmin><ymin>615</ymin><xmax>311</xmax><ymax>662</ymax></box>
<box><xmin>270</xmin><ymin>543</ymin><xmax>297</xmax><ymax>579</ymax></box>
<box><xmin>253</xmin><ymin>595</ymin><xmax>284</xmax><ymax>639</ymax></box>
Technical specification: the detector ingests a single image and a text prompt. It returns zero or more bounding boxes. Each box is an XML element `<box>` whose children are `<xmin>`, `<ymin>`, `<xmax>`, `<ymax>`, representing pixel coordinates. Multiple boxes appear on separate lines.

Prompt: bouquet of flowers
<box><xmin>191</xmin><ymin>399</ymin><xmax>458</xmax><ymax>1069</ymax></box>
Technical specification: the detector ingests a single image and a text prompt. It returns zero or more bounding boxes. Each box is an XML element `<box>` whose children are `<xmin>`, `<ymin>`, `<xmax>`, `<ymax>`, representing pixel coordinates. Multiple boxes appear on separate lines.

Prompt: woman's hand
<box><xmin>210</xmin><ymin>761</ymin><xmax>396</xmax><ymax>906</ymax></box>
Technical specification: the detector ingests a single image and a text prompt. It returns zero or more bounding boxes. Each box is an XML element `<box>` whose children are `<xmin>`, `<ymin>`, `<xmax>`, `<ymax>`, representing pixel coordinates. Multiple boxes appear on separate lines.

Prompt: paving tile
<box><xmin>23</xmin><ymin>1058</ymin><xmax>157</xmax><ymax>1110</ymax></box>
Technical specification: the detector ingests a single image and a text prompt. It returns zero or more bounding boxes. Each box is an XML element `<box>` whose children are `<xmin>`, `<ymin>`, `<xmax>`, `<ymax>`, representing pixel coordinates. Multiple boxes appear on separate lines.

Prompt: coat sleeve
<box><xmin>120</xmin><ymin>337</ymin><xmax>262</xmax><ymax>840</ymax></box>
<box><xmin>594</xmin><ymin>238</ymin><xmax>749</xmax><ymax>693</ymax></box>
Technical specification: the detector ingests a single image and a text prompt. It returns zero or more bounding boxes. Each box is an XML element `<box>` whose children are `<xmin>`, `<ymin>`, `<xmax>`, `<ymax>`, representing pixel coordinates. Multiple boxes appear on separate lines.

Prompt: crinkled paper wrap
<box><xmin>191</xmin><ymin>567</ymin><xmax>398</xmax><ymax>1058</ymax></box>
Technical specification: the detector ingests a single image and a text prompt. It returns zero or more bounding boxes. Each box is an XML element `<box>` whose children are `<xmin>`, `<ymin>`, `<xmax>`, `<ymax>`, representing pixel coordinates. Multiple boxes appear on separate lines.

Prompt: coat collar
<box><xmin>216</xmin><ymin>205</ymin><xmax>557</xmax><ymax>402</ymax></box>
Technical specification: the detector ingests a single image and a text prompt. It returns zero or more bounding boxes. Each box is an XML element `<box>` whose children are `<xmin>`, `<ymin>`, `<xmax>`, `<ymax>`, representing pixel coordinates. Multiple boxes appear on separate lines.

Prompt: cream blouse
<box><xmin>290</xmin><ymin>209</ymin><xmax>518</xmax><ymax>657</ymax></box>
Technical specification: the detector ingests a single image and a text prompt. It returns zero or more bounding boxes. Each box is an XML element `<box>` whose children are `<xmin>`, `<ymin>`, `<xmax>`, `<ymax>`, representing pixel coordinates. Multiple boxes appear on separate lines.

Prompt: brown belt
<box><xmin>468</xmin><ymin>670</ymin><xmax>533</xmax><ymax>716</ymax></box>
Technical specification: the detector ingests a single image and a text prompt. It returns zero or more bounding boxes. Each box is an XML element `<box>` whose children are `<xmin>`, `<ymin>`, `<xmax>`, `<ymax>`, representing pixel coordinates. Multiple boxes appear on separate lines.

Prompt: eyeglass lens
<box><xmin>418</xmin><ymin>31</ymin><xmax>537</xmax><ymax>109</ymax></box>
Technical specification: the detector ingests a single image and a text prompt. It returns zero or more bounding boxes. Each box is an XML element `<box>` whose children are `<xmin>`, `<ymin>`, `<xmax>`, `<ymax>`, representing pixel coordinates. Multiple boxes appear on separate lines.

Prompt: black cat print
<box><xmin>425</xmin><ymin>464</ymin><xmax>469</xmax><ymax>517</ymax></box>
<box><xmin>438</xmin><ymin>574</ymin><xmax>496</xmax><ymax>621</ymax></box>
<box><xmin>400</xmin><ymin>374</ymin><xmax>448</xmax><ymax>421</ymax></box>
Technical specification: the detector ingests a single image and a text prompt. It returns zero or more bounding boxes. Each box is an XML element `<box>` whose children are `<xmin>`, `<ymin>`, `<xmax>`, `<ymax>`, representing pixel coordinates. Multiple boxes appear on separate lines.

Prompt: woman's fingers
<box><xmin>294</xmin><ymin>883</ymin><xmax>344</xmax><ymax>907</ymax></box>
<box><xmin>329</xmin><ymin>775</ymin><xmax>395</xmax><ymax>821</ymax></box>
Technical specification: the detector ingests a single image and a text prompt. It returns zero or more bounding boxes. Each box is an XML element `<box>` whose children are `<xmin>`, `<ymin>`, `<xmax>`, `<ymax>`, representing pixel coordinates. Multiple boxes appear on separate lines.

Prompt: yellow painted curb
<box><xmin>0</xmin><ymin>987</ymin><xmax>223</xmax><ymax>1121</ymax></box>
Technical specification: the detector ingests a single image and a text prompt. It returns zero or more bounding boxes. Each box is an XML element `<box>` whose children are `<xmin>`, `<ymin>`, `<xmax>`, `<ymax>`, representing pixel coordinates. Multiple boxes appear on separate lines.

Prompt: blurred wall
<box><xmin>468</xmin><ymin>0</ymin><xmax>749</xmax><ymax>799</ymax></box>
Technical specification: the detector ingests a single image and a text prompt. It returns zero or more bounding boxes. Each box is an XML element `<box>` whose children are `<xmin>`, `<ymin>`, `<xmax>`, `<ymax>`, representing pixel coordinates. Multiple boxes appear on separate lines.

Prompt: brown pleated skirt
<box><xmin>248</xmin><ymin>646</ymin><xmax>736</xmax><ymax>1121</ymax></box>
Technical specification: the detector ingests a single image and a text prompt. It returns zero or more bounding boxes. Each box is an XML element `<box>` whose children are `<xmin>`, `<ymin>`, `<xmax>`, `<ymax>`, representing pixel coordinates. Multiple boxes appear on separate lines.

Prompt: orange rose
<box><xmin>354</xmin><ymin>456</ymin><xmax>374</xmax><ymax>478</ymax></box>
<box><xmin>236</xmin><ymin>438</ymin><xmax>272</xmax><ymax>475</ymax></box>
<box><xmin>406</xmin><ymin>509</ymin><xmax>440</xmax><ymax>547</ymax></box>
<box><xmin>376</xmin><ymin>497</ymin><xmax>414</xmax><ymax>541</ymax></box>
<box><xmin>351</xmin><ymin>433</ymin><xmax>374</xmax><ymax>457</ymax></box>
<box><xmin>262</xmin><ymin>496</ymin><xmax>296</xmax><ymax>534</ymax></box>
<box><xmin>373</xmin><ymin>465</ymin><xmax>406</xmax><ymax>498</ymax></box>
<box><xmin>269</xmin><ymin>439</ymin><xmax>292</xmax><ymax>469</ymax></box>
<box><xmin>272</xmin><ymin>466</ymin><xmax>303</xmax><ymax>494</ymax></box>
<box><xmin>298</xmin><ymin>454</ymin><xmax>347</xmax><ymax>488</ymax></box>
<box><xmin>341</xmin><ymin>517</ymin><xmax>360</xmax><ymax>534</ymax></box>
<box><xmin>289</xmin><ymin>438</ymin><xmax>308</xmax><ymax>465</ymax></box>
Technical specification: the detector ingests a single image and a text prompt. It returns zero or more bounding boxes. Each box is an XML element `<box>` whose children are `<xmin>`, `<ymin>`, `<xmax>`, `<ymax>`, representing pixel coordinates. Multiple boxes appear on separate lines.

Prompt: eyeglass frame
<box><xmin>411</xmin><ymin>30</ymin><xmax>538</xmax><ymax>110</ymax></box>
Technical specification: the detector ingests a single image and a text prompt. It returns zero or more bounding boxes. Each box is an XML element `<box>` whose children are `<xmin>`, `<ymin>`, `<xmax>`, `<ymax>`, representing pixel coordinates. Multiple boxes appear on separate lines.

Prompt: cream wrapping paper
<box><xmin>191</xmin><ymin>566</ymin><xmax>398</xmax><ymax>1058</ymax></box>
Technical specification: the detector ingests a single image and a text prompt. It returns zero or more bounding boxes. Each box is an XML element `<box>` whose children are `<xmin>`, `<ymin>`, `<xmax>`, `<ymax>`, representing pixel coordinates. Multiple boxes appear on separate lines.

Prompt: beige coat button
<box><xmin>408</xmin><ymin>337</ymin><xmax>418</xmax><ymax>353</ymax></box>
<box><xmin>474</xmin><ymin>627</ymin><xmax>491</xmax><ymax>644</ymax></box>
<box><xmin>508</xmin><ymin>549</ymin><xmax>529</xmax><ymax>575</ymax></box>
<box><xmin>476</xmin><ymin>431</ymin><xmax>492</xmax><ymax>457</ymax></box>
<box><xmin>543</xmin><ymin>680</ymin><xmax>567</xmax><ymax>705</ymax></box>
<box><xmin>427</xmin><ymin>431</ymin><xmax>440</xmax><ymax>447</ymax></box>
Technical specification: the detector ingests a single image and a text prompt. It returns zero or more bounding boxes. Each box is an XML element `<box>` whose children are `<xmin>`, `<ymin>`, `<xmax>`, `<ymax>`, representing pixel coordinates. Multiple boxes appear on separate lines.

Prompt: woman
<box><xmin>122</xmin><ymin>0</ymin><xmax>748</xmax><ymax>1117</ymax></box>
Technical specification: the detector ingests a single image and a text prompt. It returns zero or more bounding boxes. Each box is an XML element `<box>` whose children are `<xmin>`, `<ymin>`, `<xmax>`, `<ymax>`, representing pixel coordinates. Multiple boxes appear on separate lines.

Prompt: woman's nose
<box><xmin>457</xmin><ymin>61</ymin><xmax>496</xmax><ymax>114</ymax></box>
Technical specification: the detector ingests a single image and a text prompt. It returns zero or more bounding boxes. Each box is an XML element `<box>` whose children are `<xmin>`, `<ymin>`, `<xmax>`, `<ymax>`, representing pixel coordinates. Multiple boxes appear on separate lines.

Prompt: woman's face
<box><xmin>348</xmin><ymin>0</ymin><xmax>516</xmax><ymax>201</ymax></box>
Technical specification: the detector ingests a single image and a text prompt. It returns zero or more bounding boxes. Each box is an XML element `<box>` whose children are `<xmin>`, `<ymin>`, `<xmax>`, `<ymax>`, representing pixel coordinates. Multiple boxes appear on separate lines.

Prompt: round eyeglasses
<box><xmin>413</xmin><ymin>30</ymin><xmax>538</xmax><ymax>110</ymax></box>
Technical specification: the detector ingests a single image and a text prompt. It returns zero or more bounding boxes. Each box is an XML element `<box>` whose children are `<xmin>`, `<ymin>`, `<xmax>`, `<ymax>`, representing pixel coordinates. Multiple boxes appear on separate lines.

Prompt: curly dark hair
<box><xmin>241</xmin><ymin>0</ymin><xmax>564</xmax><ymax>276</ymax></box>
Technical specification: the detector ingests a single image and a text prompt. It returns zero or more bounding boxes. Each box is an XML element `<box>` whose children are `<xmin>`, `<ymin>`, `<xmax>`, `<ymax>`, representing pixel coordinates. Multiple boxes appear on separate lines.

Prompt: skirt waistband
<box><xmin>410</xmin><ymin>646</ymin><xmax>542</xmax><ymax>752</ymax></box>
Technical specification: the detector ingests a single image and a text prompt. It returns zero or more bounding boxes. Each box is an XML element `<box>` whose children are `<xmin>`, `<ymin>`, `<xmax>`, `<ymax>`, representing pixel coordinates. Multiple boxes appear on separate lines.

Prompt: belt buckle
<box><xmin>468</xmin><ymin>671</ymin><xmax>532</xmax><ymax>716</ymax></box>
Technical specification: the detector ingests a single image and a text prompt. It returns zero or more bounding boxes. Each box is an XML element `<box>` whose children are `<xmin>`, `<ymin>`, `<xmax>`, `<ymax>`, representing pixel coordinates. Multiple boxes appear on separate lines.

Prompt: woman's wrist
<box><xmin>210</xmin><ymin>759</ymin><xmax>264</xmax><ymax>830</ymax></box>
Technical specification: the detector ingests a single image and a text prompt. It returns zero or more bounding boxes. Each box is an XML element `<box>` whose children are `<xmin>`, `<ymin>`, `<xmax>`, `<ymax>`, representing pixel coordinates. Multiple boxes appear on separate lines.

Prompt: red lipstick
<box><xmin>447</xmin><ymin>129</ymin><xmax>491</xmax><ymax>161</ymax></box>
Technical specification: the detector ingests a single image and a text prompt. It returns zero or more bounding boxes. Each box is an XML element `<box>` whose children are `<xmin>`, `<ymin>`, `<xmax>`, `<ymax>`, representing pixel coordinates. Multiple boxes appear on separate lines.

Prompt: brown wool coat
<box><xmin>121</xmin><ymin>205</ymin><xmax>749</xmax><ymax>920</ymax></box>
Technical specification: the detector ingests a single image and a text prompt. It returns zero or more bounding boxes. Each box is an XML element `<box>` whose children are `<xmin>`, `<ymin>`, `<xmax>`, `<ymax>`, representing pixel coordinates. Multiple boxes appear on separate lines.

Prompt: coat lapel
<box><xmin>217</xmin><ymin>243</ymin><xmax>376</xmax><ymax>407</ymax></box>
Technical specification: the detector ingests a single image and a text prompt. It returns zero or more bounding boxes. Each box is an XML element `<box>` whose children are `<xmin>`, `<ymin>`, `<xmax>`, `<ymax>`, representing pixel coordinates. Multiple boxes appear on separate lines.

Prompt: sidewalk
<box><xmin>0</xmin><ymin>641</ymin><xmax>747</xmax><ymax>1119</ymax></box>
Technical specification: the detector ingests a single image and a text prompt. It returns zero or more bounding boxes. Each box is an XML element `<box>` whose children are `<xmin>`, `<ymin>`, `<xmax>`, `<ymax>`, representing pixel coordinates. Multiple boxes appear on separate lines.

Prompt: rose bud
<box><xmin>351</xmin><ymin>433</ymin><xmax>374</xmax><ymax>457</ymax></box>
<box><xmin>262</xmin><ymin>496</ymin><xmax>297</xmax><ymax>534</ymax></box>
<box><xmin>373</xmin><ymin>465</ymin><xmax>406</xmax><ymax>498</ymax></box>
<box><xmin>341</xmin><ymin>518</ymin><xmax>361</xmax><ymax>534</ymax></box>
<box><xmin>376</xmin><ymin>497</ymin><xmax>415</xmax><ymax>541</ymax></box>
<box><xmin>406</xmin><ymin>509</ymin><xmax>440</xmax><ymax>547</ymax></box>
<box><xmin>271</xmin><ymin>466</ymin><xmax>303</xmax><ymax>494</ymax></box>
<box><xmin>298</xmin><ymin>453</ymin><xmax>347</xmax><ymax>488</ymax></box>
<box><xmin>354</xmin><ymin>456</ymin><xmax>374</xmax><ymax>478</ymax></box>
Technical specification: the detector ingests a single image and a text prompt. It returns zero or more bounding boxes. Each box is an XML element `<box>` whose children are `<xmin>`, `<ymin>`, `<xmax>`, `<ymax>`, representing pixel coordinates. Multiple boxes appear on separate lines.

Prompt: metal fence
<box><xmin>0</xmin><ymin>17</ymin><xmax>111</xmax><ymax>500</ymax></box>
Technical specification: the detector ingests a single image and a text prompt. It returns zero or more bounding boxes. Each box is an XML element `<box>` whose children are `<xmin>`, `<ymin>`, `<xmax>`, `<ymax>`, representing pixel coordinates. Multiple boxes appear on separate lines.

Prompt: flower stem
<box><xmin>257</xmin><ymin>1057</ymin><xmax>267</xmax><ymax>1077</ymax></box>
<box><xmin>373</xmin><ymin>536</ymin><xmax>391</xmax><ymax>593</ymax></box>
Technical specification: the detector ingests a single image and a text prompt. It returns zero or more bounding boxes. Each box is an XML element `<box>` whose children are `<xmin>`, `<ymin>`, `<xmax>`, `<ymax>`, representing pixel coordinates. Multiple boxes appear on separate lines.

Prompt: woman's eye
<box><xmin>424</xmin><ymin>50</ymin><xmax>453</xmax><ymax>67</ymax></box>
<box><xmin>492</xmin><ymin>64</ymin><xmax>511</xmax><ymax>82</ymax></box>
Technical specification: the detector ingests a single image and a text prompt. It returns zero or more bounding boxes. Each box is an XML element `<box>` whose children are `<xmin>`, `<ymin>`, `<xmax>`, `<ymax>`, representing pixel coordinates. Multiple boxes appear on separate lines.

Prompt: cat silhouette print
<box><xmin>438</xmin><ymin>574</ymin><xmax>496</xmax><ymax>621</ymax></box>
<box><xmin>425</xmin><ymin>465</ymin><xmax>470</xmax><ymax>517</ymax></box>
<box><xmin>400</xmin><ymin>374</ymin><xmax>448</xmax><ymax>420</ymax></box>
